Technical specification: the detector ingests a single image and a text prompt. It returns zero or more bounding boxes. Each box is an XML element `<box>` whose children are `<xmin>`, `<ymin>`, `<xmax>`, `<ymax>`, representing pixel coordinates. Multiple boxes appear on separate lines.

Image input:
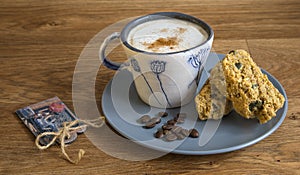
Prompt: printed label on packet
<box><xmin>15</xmin><ymin>97</ymin><xmax>86</xmax><ymax>145</ymax></box>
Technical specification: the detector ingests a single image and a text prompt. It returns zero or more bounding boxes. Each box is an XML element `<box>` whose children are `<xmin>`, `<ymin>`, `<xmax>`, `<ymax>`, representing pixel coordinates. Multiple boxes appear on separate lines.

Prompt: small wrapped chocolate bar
<box><xmin>15</xmin><ymin>97</ymin><xmax>86</xmax><ymax>145</ymax></box>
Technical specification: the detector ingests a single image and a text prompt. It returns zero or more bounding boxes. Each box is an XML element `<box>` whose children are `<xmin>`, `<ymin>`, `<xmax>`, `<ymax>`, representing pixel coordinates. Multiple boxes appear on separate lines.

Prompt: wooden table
<box><xmin>1</xmin><ymin>0</ymin><xmax>299</xmax><ymax>174</ymax></box>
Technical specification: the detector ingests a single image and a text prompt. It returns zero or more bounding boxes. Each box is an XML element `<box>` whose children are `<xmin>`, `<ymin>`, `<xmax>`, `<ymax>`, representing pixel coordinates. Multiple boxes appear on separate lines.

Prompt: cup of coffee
<box><xmin>100</xmin><ymin>12</ymin><xmax>214</xmax><ymax>108</ymax></box>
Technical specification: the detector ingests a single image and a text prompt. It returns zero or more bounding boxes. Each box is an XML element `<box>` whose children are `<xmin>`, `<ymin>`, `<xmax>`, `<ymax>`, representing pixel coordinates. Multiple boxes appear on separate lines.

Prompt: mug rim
<box><xmin>120</xmin><ymin>12</ymin><xmax>214</xmax><ymax>55</ymax></box>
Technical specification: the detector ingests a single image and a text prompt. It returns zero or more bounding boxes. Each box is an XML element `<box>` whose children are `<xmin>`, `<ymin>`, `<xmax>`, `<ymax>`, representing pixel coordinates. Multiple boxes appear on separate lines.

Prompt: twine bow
<box><xmin>35</xmin><ymin>117</ymin><xmax>105</xmax><ymax>164</ymax></box>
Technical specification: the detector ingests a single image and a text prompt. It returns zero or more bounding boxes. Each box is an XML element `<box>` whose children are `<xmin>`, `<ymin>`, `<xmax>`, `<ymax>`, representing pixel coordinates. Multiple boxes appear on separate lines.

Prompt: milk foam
<box><xmin>128</xmin><ymin>19</ymin><xmax>208</xmax><ymax>53</ymax></box>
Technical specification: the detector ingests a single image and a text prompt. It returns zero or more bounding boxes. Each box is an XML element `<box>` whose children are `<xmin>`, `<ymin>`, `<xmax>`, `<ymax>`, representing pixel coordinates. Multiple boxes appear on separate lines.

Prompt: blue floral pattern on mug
<box><xmin>151</xmin><ymin>60</ymin><xmax>166</xmax><ymax>74</ymax></box>
<box><xmin>130</xmin><ymin>58</ymin><xmax>163</xmax><ymax>106</ymax></box>
<box><xmin>188</xmin><ymin>47</ymin><xmax>210</xmax><ymax>68</ymax></box>
<box><xmin>150</xmin><ymin>60</ymin><xmax>172</xmax><ymax>107</ymax></box>
<box><xmin>130</xmin><ymin>58</ymin><xmax>141</xmax><ymax>72</ymax></box>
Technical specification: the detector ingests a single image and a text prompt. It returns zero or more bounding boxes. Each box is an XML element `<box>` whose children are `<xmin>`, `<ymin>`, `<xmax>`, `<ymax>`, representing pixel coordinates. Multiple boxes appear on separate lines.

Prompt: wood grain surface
<box><xmin>0</xmin><ymin>0</ymin><xmax>299</xmax><ymax>174</ymax></box>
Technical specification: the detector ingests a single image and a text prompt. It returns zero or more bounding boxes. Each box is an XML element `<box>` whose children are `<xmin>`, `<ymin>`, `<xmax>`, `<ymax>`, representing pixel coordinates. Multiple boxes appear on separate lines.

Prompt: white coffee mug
<box><xmin>100</xmin><ymin>12</ymin><xmax>214</xmax><ymax>108</ymax></box>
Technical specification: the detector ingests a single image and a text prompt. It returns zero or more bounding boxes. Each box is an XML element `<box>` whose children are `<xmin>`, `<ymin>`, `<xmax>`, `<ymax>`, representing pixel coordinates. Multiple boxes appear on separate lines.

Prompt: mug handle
<box><xmin>99</xmin><ymin>32</ymin><xmax>122</xmax><ymax>70</ymax></box>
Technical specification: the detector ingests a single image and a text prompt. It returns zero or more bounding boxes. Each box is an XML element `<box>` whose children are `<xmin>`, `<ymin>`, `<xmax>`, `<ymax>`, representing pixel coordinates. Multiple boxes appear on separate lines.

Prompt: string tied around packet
<box><xmin>35</xmin><ymin>117</ymin><xmax>105</xmax><ymax>164</ymax></box>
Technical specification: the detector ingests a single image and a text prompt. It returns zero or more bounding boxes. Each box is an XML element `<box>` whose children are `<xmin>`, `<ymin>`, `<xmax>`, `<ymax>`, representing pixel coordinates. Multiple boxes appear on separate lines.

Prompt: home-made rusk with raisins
<box><xmin>222</xmin><ymin>50</ymin><xmax>285</xmax><ymax>124</ymax></box>
<box><xmin>195</xmin><ymin>63</ymin><xmax>233</xmax><ymax>120</ymax></box>
<box><xmin>195</xmin><ymin>80</ymin><xmax>233</xmax><ymax>120</ymax></box>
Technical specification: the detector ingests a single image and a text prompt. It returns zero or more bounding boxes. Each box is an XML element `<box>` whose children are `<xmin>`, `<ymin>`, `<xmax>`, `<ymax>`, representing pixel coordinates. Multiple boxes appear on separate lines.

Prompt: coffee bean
<box><xmin>171</xmin><ymin>126</ymin><xmax>182</xmax><ymax>134</ymax></box>
<box><xmin>176</xmin><ymin>133</ymin><xmax>186</xmax><ymax>140</ymax></box>
<box><xmin>189</xmin><ymin>128</ymin><xmax>199</xmax><ymax>138</ymax></box>
<box><xmin>136</xmin><ymin>115</ymin><xmax>151</xmax><ymax>124</ymax></box>
<box><xmin>167</xmin><ymin>119</ymin><xmax>176</xmax><ymax>125</ymax></box>
<box><xmin>150</xmin><ymin>117</ymin><xmax>161</xmax><ymax>124</ymax></box>
<box><xmin>158</xmin><ymin>111</ymin><xmax>168</xmax><ymax>118</ymax></box>
<box><xmin>163</xmin><ymin>129</ymin><xmax>170</xmax><ymax>135</ymax></box>
<box><xmin>143</xmin><ymin>121</ymin><xmax>156</xmax><ymax>129</ymax></box>
<box><xmin>143</xmin><ymin>112</ymin><xmax>195</xmax><ymax>142</ymax></box>
<box><xmin>165</xmin><ymin>133</ymin><xmax>177</xmax><ymax>141</ymax></box>
<box><xmin>162</xmin><ymin>124</ymin><xmax>168</xmax><ymax>130</ymax></box>
<box><xmin>162</xmin><ymin>124</ymin><xmax>174</xmax><ymax>130</ymax></box>
<box><xmin>180</xmin><ymin>129</ymin><xmax>190</xmax><ymax>137</ymax></box>
<box><xmin>154</xmin><ymin>130</ymin><xmax>164</xmax><ymax>138</ymax></box>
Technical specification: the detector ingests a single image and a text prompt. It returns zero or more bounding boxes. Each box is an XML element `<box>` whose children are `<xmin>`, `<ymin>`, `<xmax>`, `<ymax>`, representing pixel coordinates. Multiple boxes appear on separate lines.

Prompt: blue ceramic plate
<box><xmin>102</xmin><ymin>53</ymin><xmax>288</xmax><ymax>155</ymax></box>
